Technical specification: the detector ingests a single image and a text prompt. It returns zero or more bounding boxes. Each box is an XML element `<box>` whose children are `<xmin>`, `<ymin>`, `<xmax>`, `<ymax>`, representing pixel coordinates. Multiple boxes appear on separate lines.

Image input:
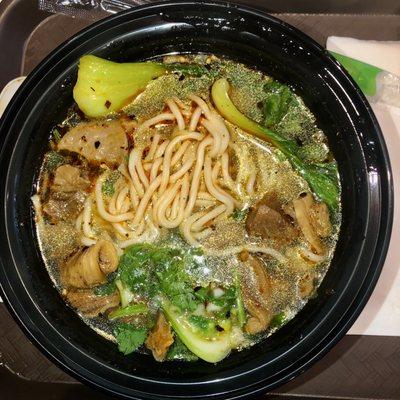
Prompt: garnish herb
<box><xmin>102</xmin><ymin>171</ymin><xmax>121</xmax><ymax>197</ymax></box>
<box><xmin>45</xmin><ymin>151</ymin><xmax>65</xmax><ymax>173</ymax></box>
<box><xmin>93</xmin><ymin>281</ymin><xmax>117</xmax><ymax>296</ymax></box>
<box><xmin>113</xmin><ymin>323</ymin><xmax>148</xmax><ymax>355</ymax></box>
<box><xmin>52</xmin><ymin>128</ymin><xmax>62</xmax><ymax>143</ymax></box>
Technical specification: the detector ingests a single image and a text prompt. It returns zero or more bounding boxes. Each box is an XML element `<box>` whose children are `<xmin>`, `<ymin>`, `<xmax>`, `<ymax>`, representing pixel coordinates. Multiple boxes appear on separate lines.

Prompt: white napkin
<box><xmin>327</xmin><ymin>37</ymin><xmax>400</xmax><ymax>336</ymax></box>
<box><xmin>0</xmin><ymin>77</ymin><xmax>25</xmax><ymax>117</ymax></box>
<box><xmin>327</xmin><ymin>36</ymin><xmax>400</xmax><ymax>76</ymax></box>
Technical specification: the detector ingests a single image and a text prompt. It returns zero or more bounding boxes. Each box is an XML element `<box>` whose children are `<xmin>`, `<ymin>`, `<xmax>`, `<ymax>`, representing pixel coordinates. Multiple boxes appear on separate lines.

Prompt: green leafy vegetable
<box><xmin>261</xmin><ymin>80</ymin><xmax>318</xmax><ymax>143</ymax></box>
<box><xmin>232</xmin><ymin>208</ymin><xmax>249</xmax><ymax>222</ymax></box>
<box><xmin>193</xmin><ymin>286</ymin><xmax>236</xmax><ymax>315</ymax></box>
<box><xmin>262</xmin><ymin>81</ymin><xmax>295</xmax><ymax>128</ymax></box>
<box><xmin>270</xmin><ymin>312</ymin><xmax>286</xmax><ymax>329</ymax></box>
<box><xmin>162</xmin><ymin>297</ymin><xmax>236</xmax><ymax>363</ymax></box>
<box><xmin>123</xmin><ymin>73</ymin><xmax>213</xmax><ymax>119</ymax></box>
<box><xmin>298</xmin><ymin>161</ymin><xmax>339</xmax><ymax>209</ymax></box>
<box><xmin>112</xmin><ymin>244</ymin><xmax>248</xmax><ymax>360</ymax></box>
<box><xmin>156</xmin><ymin>262</ymin><xmax>198</xmax><ymax>312</ymax></box>
<box><xmin>220</xmin><ymin>60</ymin><xmax>267</xmax><ymax>122</ymax></box>
<box><xmin>193</xmin><ymin>287</ymin><xmax>208</xmax><ymax>302</ymax></box>
<box><xmin>52</xmin><ymin>128</ymin><xmax>62</xmax><ymax>143</ymax></box>
<box><xmin>117</xmin><ymin>245</ymin><xmax>154</xmax><ymax>296</ymax></box>
<box><xmin>108</xmin><ymin>303</ymin><xmax>148</xmax><ymax>320</ymax></box>
<box><xmin>73</xmin><ymin>55</ymin><xmax>167</xmax><ymax>117</ymax></box>
<box><xmin>211</xmin><ymin>78</ymin><xmax>339</xmax><ymax>209</ymax></box>
<box><xmin>185</xmin><ymin>284</ymin><xmax>243</xmax><ymax>337</ymax></box>
<box><xmin>262</xmin><ymin>80</ymin><xmax>318</xmax><ymax>144</ymax></box>
<box><xmin>277</xmin><ymin>106</ymin><xmax>316</xmax><ymax>142</ymax></box>
<box><xmin>102</xmin><ymin>171</ymin><xmax>121</xmax><ymax>197</ymax></box>
<box><xmin>116</xmin><ymin>244</ymin><xmax>199</xmax><ymax>311</ymax></box>
<box><xmin>152</xmin><ymin>245</ymin><xmax>200</xmax><ymax>311</ymax></box>
<box><xmin>45</xmin><ymin>151</ymin><xmax>65</xmax><ymax>173</ymax></box>
<box><xmin>210</xmin><ymin>287</ymin><xmax>236</xmax><ymax>309</ymax></box>
<box><xmin>115</xmin><ymin>280</ymin><xmax>135</xmax><ymax>308</ymax></box>
<box><xmin>166</xmin><ymin>336</ymin><xmax>198</xmax><ymax>361</ymax></box>
<box><xmin>297</xmin><ymin>142</ymin><xmax>329</xmax><ymax>164</ymax></box>
<box><xmin>113</xmin><ymin>323</ymin><xmax>148</xmax><ymax>355</ymax></box>
<box><xmin>188</xmin><ymin>315</ymin><xmax>215</xmax><ymax>332</ymax></box>
<box><xmin>93</xmin><ymin>281</ymin><xmax>116</xmax><ymax>296</ymax></box>
<box><xmin>234</xmin><ymin>272</ymin><xmax>246</xmax><ymax>327</ymax></box>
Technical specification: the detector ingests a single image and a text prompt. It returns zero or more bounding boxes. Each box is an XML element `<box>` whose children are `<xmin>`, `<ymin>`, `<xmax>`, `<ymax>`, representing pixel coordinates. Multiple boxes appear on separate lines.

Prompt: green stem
<box><xmin>108</xmin><ymin>303</ymin><xmax>148</xmax><ymax>320</ymax></box>
<box><xmin>234</xmin><ymin>271</ymin><xmax>246</xmax><ymax>327</ymax></box>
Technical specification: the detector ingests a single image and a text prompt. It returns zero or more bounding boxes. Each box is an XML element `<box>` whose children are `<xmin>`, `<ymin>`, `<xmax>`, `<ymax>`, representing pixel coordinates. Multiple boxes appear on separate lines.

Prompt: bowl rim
<box><xmin>0</xmin><ymin>1</ymin><xmax>394</xmax><ymax>398</ymax></box>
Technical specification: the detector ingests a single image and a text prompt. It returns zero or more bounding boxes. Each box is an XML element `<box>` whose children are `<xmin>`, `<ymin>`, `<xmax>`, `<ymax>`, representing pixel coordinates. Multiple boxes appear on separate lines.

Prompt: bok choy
<box><xmin>162</xmin><ymin>298</ymin><xmax>240</xmax><ymax>363</ymax></box>
<box><xmin>211</xmin><ymin>78</ymin><xmax>339</xmax><ymax>209</ymax></box>
<box><xmin>73</xmin><ymin>56</ymin><xmax>218</xmax><ymax>118</ymax></box>
<box><xmin>73</xmin><ymin>55</ymin><xmax>167</xmax><ymax>118</ymax></box>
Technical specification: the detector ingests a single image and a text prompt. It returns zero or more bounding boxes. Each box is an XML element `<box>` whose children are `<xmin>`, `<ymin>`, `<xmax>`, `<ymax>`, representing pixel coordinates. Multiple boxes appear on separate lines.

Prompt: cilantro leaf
<box><xmin>114</xmin><ymin>323</ymin><xmax>148</xmax><ymax>355</ymax></box>
<box><xmin>45</xmin><ymin>151</ymin><xmax>65</xmax><ymax>173</ymax></box>
<box><xmin>93</xmin><ymin>281</ymin><xmax>116</xmax><ymax>296</ymax></box>
<box><xmin>194</xmin><ymin>286</ymin><xmax>236</xmax><ymax>311</ymax></box>
<box><xmin>155</xmin><ymin>254</ymin><xmax>198</xmax><ymax>312</ymax></box>
<box><xmin>117</xmin><ymin>244</ymin><xmax>155</xmax><ymax>296</ymax></box>
<box><xmin>193</xmin><ymin>287</ymin><xmax>208</xmax><ymax>302</ymax></box>
<box><xmin>209</xmin><ymin>286</ymin><xmax>236</xmax><ymax>309</ymax></box>
<box><xmin>117</xmin><ymin>244</ymin><xmax>199</xmax><ymax>311</ymax></box>
<box><xmin>232</xmin><ymin>208</ymin><xmax>248</xmax><ymax>222</ymax></box>
<box><xmin>166</xmin><ymin>336</ymin><xmax>198</xmax><ymax>361</ymax></box>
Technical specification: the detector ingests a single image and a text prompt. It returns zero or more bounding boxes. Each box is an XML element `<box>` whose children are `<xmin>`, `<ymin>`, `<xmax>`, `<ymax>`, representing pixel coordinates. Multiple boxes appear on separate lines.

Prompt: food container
<box><xmin>0</xmin><ymin>1</ymin><xmax>393</xmax><ymax>399</ymax></box>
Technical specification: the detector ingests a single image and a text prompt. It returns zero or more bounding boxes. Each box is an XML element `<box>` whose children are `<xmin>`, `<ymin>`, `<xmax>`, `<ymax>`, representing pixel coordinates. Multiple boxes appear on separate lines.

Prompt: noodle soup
<box><xmin>33</xmin><ymin>54</ymin><xmax>341</xmax><ymax>362</ymax></box>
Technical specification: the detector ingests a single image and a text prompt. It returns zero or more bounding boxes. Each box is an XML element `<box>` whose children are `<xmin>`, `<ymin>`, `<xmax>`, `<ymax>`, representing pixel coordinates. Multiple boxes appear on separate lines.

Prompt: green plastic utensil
<box><xmin>329</xmin><ymin>51</ymin><xmax>400</xmax><ymax>107</ymax></box>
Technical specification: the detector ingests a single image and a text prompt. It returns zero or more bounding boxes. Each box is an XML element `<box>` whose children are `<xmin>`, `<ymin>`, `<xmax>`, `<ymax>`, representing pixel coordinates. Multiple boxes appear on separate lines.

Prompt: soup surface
<box><xmin>33</xmin><ymin>54</ymin><xmax>341</xmax><ymax>363</ymax></box>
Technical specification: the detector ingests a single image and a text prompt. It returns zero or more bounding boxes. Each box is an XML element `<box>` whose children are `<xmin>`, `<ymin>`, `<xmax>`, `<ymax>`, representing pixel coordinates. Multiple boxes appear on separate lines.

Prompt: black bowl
<box><xmin>0</xmin><ymin>1</ymin><xmax>393</xmax><ymax>399</ymax></box>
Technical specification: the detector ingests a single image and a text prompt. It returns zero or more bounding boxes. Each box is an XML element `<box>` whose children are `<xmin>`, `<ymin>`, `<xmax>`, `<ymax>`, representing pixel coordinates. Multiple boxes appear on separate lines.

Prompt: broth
<box><xmin>33</xmin><ymin>54</ymin><xmax>341</xmax><ymax>362</ymax></box>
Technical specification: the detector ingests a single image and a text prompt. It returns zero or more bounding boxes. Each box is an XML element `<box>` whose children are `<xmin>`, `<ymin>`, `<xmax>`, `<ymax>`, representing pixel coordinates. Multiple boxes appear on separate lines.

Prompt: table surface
<box><xmin>1</xmin><ymin>1</ymin><xmax>400</xmax><ymax>399</ymax></box>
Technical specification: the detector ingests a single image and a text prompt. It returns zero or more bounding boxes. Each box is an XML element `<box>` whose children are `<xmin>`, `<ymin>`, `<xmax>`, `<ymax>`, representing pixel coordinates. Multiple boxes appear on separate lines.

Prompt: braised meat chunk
<box><xmin>65</xmin><ymin>289</ymin><xmax>119</xmax><ymax>317</ymax></box>
<box><xmin>246</xmin><ymin>193</ymin><xmax>298</xmax><ymax>244</ymax></box>
<box><xmin>42</xmin><ymin>164</ymin><xmax>90</xmax><ymax>222</ymax></box>
<box><xmin>52</xmin><ymin>164</ymin><xmax>91</xmax><ymax>192</ymax></box>
<box><xmin>43</xmin><ymin>191</ymin><xmax>86</xmax><ymax>222</ymax></box>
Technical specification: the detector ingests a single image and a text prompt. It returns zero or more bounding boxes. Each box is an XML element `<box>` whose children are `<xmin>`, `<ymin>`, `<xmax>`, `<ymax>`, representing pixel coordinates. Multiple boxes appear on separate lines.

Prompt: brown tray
<box><xmin>1</xmin><ymin>1</ymin><xmax>399</xmax><ymax>398</ymax></box>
